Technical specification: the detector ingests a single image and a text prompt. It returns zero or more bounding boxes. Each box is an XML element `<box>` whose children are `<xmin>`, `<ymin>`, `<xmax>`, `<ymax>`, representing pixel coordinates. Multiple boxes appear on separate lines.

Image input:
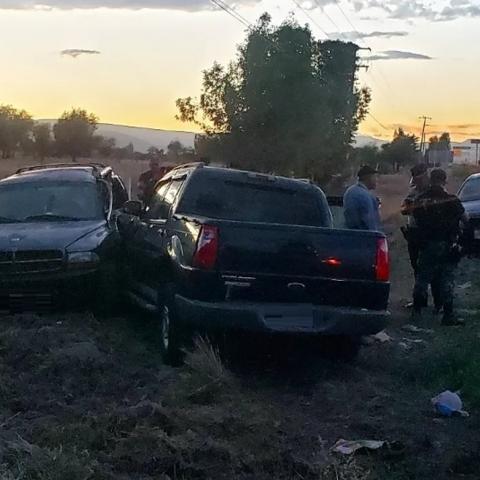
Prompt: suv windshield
<box><xmin>0</xmin><ymin>181</ymin><xmax>105</xmax><ymax>223</ymax></box>
<box><xmin>177</xmin><ymin>171</ymin><xmax>331</xmax><ymax>227</ymax></box>
<box><xmin>459</xmin><ymin>177</ymin><xmax>480</xmax><ymax>202</ymax></box>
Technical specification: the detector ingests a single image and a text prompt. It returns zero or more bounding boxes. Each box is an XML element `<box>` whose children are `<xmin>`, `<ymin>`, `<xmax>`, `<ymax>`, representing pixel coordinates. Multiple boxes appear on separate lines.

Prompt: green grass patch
<box><xmin>400</xmin><ymin>325</ymin><xmax>480</xmax><ymax>407</ymax></box>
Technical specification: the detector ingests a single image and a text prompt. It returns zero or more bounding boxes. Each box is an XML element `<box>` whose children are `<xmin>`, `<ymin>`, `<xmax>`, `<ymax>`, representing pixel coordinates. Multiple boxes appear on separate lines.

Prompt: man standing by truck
<box><xmin>412</xmin><ymin>168</ymin><xmax>466</xmax><ymax>326</ymax></box>
<box><xmin>344</xmin><ymin>165</ymin><xmax>382</xmax><ymax>231</ymax></box>
<box><xmin>401</xmin><ymin>164</ymin><xmax>442</xmax><ymax>311</ymax></box>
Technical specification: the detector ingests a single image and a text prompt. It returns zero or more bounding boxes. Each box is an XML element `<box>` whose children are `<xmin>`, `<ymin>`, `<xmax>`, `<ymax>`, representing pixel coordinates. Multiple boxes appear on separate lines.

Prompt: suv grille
<box><xmin>0</xmin><ymin>250</ymin><xmax>64</xmax><ymax>275</ymax></box>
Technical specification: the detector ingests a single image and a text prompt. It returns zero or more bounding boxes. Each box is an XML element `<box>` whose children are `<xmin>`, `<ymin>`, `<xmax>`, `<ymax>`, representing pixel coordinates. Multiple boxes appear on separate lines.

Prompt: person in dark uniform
<box><xmin>401</xmin><ymin>163</ymin><xmax>442</xmax><ymax>312</ymax></box>
<box><xmin>137</xmin><ymin>159</ymin><xmax>169</xmax><ymax>201</ymax></box>
<box><xmin>411</xmin><ymin>168</ymin><xmax>467</xmax><ymax>326</ymax></box>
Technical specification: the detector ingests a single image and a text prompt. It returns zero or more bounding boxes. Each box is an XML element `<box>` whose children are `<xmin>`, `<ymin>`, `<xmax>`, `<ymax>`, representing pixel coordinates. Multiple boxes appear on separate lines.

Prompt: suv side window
<box><xmin>144</xmin><ymin>181</ymin><xmax>170</xmax><ymax>219</ymax></box>
<box><xmin>162</xmin><ymin>178</ymin><xmax>185</xmax><ymax>218</ymax></box>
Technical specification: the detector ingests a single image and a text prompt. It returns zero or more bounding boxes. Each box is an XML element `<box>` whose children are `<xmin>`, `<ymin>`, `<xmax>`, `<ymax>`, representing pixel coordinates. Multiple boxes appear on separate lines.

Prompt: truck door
<box><xmin>134</xmin><ymin>177</ymin><xmax>186</xmax><ymax>297</ymax></box>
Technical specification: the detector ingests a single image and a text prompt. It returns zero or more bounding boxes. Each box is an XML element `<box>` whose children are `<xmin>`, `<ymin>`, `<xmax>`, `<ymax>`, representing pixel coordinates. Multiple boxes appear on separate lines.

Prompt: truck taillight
<box><xmin>375</xmin><ymin>237</ymin><xmax>390</xmax><ymax>282</ymax></box>
<box><xmin>193</xmin><ymin>225</ymin><xmax>219</xmax><ymax>270</ymax></box>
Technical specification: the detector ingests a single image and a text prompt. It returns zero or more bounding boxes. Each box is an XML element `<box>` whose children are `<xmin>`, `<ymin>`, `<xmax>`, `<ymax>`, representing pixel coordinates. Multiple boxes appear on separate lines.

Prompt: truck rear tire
<box><xmin>159</xmin><ymin>303</ymin><xmax>190</xmax><ymax>366</ymax></box>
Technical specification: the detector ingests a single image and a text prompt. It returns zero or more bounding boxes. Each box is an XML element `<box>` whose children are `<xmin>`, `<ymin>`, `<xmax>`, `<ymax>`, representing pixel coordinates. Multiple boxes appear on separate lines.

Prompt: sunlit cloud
<box><xmin>339</xmin><ymin>30</ymin><xmax>408</xmax><ymax>40</ymax></box>
<box><xmin>0</xmin><ymin>0</ymin><xmax>260</xmax><ymax>11</ymax></box>
<box><xmin>351</xmin><ymin>0</ymin><xmax>480</xmax><ymax>22</ymax></box>
<box><xmin>61</xmin><ymin>49</ymin><xmax>101</xmax><ymax>58</ymax></box>
<box><xmin>367</xmin><ymin>50</ymin><xmax>433</xmax><ymax>61</ymax></box>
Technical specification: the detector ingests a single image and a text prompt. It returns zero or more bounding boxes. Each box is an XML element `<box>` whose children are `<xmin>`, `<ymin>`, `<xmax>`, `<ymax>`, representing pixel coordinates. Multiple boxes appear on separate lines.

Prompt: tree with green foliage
<box><xmin>429</xmin><ymin>132</ymin><xmax>451</xmax><ymax>151</ymax></box>
<box><xmin>177</xmin><ymin>14</ymin><xmax>370</xmax><ymax>181</ymax></box>
<box><xmin>32</xmin><ymin>123</ymin><xmax>52</xmax><ymax>162</ymax></box>
<box><xmin>94</xmin><ymin>135</ymin><xmax>116</xmax><ymax>158</ymax></box>
<box><xmin>53</xmin><ymin>108</ymin><xmax>98</xmax><ymax>162</ymax></box>
<box><xmin>350</xmin><ymin>144</ymin><xmax>382</xmax><ymax>171</ymax></box>
<box><xmin>381</xmin><ymin>128</ymin><xmax>419</xmax><ymax>172</ymax></box>
<box><xmin>0</xmin><ymin>105</ymin><xmax>33</xmax><ymax>159</ymax></box>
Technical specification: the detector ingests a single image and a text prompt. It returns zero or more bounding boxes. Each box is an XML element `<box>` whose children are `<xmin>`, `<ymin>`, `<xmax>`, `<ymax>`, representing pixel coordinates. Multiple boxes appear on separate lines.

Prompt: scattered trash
<box><xmin>398</xmin><ymin>342</ymin><xmax>411</xmax><ymax>351</ymax></box>
<box><xmin>431</xmin><ymin>391</ymin><xmax>469</xmax><ymax>418</ymax></box>
<box><xmin>401</xmin><ymin>324</ymin><xmax>434</xmax><ymax>334</ymax></box>
<box><xmin>402</xmin><ymin>338</ymin><xmax>427</xmax><ymax>345</ymax></box>
<box><xmin>332</xmin><ymin>439</ymin><xmax>385</xmax><ymax>455</ymax></box>
<box><xmin>371</xmin><ymin>330</ymin><xmax>393</xmax><ymax>343</ymax></box>
<box><xmin>403</xmin><ymin>301</ymin><xmax>414</xmax><ymax>309</ymax></box>
<box><xmin>458</xmin><ymin>282</ymin><xmax>472</xmax><ymax>290</ymax></box>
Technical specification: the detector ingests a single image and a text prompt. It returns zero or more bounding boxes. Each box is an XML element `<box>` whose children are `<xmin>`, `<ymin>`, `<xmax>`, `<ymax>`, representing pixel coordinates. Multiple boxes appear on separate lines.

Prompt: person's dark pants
<box><xmin>408</xmin><ymin>240</ymin><xmax>443</xmax><ymax>310</ymax></box>
<box><xmin>413</xmin><ymin>242</ymin><xmax>456</xmax><ymax>315</ymax></box>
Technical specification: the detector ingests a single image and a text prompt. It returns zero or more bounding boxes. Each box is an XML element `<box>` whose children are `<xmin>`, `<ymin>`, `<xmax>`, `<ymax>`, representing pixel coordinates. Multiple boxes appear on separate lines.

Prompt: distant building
<box><xmin>452</xmin><ymin>139</ymin><xmax>480</xmax><ymax>165</ymax></box>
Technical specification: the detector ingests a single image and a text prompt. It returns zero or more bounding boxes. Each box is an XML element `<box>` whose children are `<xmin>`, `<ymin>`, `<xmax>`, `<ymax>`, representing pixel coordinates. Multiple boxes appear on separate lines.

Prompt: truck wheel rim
<box><xmin>161</xmin><ymin>306</ymin><xmax>170</xmax><ymax>350</ymax></box>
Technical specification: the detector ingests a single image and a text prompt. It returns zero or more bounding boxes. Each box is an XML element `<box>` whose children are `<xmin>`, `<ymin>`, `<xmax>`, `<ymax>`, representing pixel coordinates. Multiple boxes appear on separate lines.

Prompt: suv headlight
<box><xmin>67</xmin><ymin>252</ymin><xmax>100</xmax><ymax>269</ymax></box>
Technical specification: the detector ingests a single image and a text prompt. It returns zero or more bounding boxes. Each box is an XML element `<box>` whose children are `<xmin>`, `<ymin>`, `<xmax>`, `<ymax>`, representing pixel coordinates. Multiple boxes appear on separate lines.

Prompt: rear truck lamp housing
<box><xmin>193</xmin><ymin>225</ymin><xmax>219</xmax><ymax>270</ymax></box>
<box><xmin>375</xmin><ymin>237</ymin><xmax>390</xmax><ymax>282</ymax></box>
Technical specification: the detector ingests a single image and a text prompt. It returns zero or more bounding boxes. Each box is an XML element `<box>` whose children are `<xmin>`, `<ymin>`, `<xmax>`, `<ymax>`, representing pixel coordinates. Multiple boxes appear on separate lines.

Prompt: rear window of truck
<box><xmin>177</xmin><ymin>171</ymin><xmax>331</xmax><ymax>227</ymax></box>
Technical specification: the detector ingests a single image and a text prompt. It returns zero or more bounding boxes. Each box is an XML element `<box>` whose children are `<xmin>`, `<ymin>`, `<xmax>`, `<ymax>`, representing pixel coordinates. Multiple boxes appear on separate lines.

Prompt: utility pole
<box><xmin>419</xmin><ymin>115</ymin><xmax>432</xmax><ymax>161</ymax></box>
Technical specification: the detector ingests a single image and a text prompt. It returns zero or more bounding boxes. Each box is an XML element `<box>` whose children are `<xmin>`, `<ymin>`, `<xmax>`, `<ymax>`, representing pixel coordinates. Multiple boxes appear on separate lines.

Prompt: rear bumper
<box><xmin>175</xmin><ymin>295</ymin><xmax>389</xmax><ymax>336</ymax></box>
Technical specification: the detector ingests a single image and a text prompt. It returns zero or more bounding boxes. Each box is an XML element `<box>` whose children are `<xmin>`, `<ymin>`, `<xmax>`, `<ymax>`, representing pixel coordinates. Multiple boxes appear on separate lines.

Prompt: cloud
<box><xmin>340</xmin><ymin>30</ymin><xmax>408</xmax><ymax>40</ymax></box>
<box><xmin>61</xmin><ymin>49</ymin><xmax>101</xmax><ymax>58</ymax></box>
<box><xmin>0</xmin><ymin>0</ymin><xmax>260</xmax><ymax>11</ymax></box>
<box><xmin>367</xmin><ymin>50</ymin><xmax>433</xmax><ymax>61</ymax></box>
<box><xmin>352</xmin><ymin>0</ymin><xmax>480</xmax><ymax>22</ymax></box>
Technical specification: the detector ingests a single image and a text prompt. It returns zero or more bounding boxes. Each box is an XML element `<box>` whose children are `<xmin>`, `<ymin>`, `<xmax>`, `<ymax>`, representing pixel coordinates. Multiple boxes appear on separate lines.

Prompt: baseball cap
<box><xmin>358</xmin><ymin>165</ymin><xmax>378</xmax><ymax>178</ymax></box>
<box><xmin>430</xmin><ymin>168</ymin><xmax>447</xmax><ymax>183</ymax></box>
<box><xmin>410</xmin><ymin>163</ymin><xmax>428</xmax><ymax>177</ymax></box>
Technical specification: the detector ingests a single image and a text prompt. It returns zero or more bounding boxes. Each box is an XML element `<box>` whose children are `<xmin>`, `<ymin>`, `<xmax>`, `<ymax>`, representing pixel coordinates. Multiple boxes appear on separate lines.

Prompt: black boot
<box><xmin>441</xmin><ymin>302</ymin><xmax>465</xmax><ymax>327</ymax></box>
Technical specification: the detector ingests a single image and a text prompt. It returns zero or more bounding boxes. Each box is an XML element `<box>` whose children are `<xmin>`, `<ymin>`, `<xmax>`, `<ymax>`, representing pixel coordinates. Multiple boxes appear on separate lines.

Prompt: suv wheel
<box><xmin>159</xmin><ymin>303</ymin><xmax>185</xmax><ymax>366</ymax></box>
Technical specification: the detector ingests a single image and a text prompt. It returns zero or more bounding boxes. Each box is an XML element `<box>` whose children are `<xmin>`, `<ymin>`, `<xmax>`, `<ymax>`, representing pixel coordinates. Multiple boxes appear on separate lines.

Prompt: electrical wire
<box><xmin>210</xmin><ymin>0</ymin><xmax>251</xmax><ymax>28</ymax></box>
<box><xmin>290</xmin><ymin>0</ymin><xmax>331</xmax><ymax>39</ymax></box>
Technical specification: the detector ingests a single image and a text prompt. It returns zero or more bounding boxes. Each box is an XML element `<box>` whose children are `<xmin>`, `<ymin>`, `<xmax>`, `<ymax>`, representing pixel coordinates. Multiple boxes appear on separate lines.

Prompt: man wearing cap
<box><xmin>137</xmin><ymin>159</ymin><xmax>169</xmax><ymax>202</ymax></box>
<box><xmin>343</xmin><ymin>165</ymin><xmax>382</xmax><ymax>232</ymax></box>
<box><xmin>411</xmin><ymin>168</ymin><xmax>466</xmax><ymax>326</ymax></box>
<box><xmin>401</xmin><ymin>164</ymin><xmax>442</xmax><ymax>311</ymax></box>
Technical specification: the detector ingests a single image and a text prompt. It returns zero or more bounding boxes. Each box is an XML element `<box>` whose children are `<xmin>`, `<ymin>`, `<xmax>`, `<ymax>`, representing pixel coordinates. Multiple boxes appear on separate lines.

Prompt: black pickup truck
<box><xmin>119</xmin><ymin>164</ymin><xmax>390</xmax><ymax>363</ymax></box>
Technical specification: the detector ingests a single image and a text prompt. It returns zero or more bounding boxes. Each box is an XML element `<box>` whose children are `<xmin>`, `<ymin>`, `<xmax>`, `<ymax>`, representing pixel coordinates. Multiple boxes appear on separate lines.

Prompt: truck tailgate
<box><xmin>212</xmin><ymin>221</ymin><xmax>389</xmax><ymax>310</ymax></box>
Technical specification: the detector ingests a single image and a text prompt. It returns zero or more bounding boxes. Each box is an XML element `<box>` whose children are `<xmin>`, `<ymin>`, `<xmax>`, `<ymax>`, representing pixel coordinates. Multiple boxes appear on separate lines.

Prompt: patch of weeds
<box><xmin>167</xmin><ymin>336</ymin><xmax>236</xmax><ymax>405</ymax></box>
<box><xmin>322</xmin><ymin>457</ymin><xmax>371</xmax><ymax>480</ymax></box>
<box><xmin>400</xmin><ymin>329</ymin><xmax>480</xmax><ymax>407</ymax></box>
<box><xmin>4</xmin><ymin>437</ymin><xmax>94</xmax><ymax>480</ymax></box>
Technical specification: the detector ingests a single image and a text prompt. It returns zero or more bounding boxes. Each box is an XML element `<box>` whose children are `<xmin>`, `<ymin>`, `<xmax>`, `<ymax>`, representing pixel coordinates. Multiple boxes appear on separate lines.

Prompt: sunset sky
<box><xmin>1</xmin><ymin>0</ymin><xmax>479</xmax><ymax>142</ymax></box>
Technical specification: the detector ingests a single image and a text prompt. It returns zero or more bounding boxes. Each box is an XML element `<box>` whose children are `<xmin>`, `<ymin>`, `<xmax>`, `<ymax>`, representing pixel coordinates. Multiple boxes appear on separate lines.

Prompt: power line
<box><xmin>312</xmin><ymin>0</ymin><xmax>346</xmax><ymax>40</ymax></box>
<box><xmin>327</xmin><ymin>0</ymin><xmax>403</xmax><ymax>121</ymax></box>
<box><xmin>291</xmin><ymin>0</ymin><xmax>330</xmax><ymax>39</ymax></box>
<box><xmin>332</xmin><ymin>0</ymin><xmax>359</xmax><ymax>36</ymax></box>
<box><xmin>209</xmin><ymin>0</ymin><xmax>251</xmax><ymax>28</ymax></box>
<box><xmin>368</xmin><ymin>112</ymin><xmax>390</xmax><ymax>132</ymax></box>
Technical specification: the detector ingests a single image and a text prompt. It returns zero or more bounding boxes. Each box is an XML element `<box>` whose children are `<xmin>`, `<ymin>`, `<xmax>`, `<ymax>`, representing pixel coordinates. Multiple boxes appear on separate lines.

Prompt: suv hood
<box><xmin>0</xmin><ymin>220</ymin><xmax>106</xmax><ymax>252</ymax></box>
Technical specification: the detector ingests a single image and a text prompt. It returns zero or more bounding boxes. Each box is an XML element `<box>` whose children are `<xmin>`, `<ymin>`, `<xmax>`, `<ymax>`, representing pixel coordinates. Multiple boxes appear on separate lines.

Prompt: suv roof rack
<box><xmin>169</xmin><ymin>162</ymin><xmax>205</xmax><ymax>172</ymax></box>
<box><xmin>15</xmin><ymin>163</ymin><xmax>106</xmax><ymax>175</ymax></box>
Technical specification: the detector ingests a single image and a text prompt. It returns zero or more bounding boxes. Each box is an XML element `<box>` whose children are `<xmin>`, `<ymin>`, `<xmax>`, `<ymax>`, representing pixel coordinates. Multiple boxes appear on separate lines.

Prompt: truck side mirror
<box><xmin>123</xmin><ymin>200</ymin><xmax>142</xmax><ymax>216</ymax></box>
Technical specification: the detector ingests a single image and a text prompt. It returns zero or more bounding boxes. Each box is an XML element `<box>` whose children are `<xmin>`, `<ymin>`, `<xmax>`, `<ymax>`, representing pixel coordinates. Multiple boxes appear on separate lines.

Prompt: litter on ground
<box><xmin>332</xmin><ymin>439</ymin><xmax>385</xmax><ymax>455</ymax></box>
<box><xmin>431</xmin><ymin>390</ymin><xmax>470</xmax><ymax>418</ymax></box>
<box><xmin>401</xmin><ymin>324</ymin><xmax>434</xmax><ymax>334</ymax></box>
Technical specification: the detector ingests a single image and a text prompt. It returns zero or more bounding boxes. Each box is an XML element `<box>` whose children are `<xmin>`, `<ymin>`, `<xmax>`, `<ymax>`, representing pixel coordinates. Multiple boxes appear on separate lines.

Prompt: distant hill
<box><xmin>39</xmin><ymin>120</ymin><xmax>384</xmax><ymax>153</ymax></box>
<box><xmin>38</xmin><ymin>120</ymin><xmax>196</xmax><ymax>153</ymax></box>
<box><xmin>354</xmin><ymin>135</ymin><xmax>387</xmax><ymax>148</ymax></box>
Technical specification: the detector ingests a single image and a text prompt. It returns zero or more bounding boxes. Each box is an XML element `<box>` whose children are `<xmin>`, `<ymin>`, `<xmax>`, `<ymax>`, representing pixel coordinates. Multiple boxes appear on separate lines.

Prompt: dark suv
<box><xmin>0</xmin><ymin>163</ymin><xmax>128</xmax><ymax>311</ymax></box>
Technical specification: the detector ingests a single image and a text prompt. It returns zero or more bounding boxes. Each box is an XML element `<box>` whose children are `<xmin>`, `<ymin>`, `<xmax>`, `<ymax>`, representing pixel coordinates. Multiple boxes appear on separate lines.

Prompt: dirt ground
<box><xmin>0</xmin><ymin>167</ymin><xmax>479</xmax><ymax>479</ymax></box>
